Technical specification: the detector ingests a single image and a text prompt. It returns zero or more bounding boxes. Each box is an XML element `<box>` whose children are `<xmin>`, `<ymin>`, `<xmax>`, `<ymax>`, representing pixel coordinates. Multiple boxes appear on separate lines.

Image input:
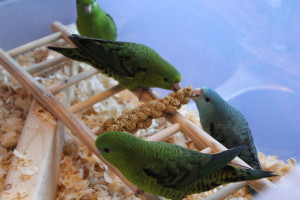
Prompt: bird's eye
<box><xmin>205</xmin><ymin>97</ymin><xmax>211</xmax><ymax>102</ymax></box>
<box><xmin>164</xmin><ymin>77</ymin><xmax>169</xmax><ymax>82</ymax></box>
<box><xmin>103</xmin><ymin>148</ymin><xmax>110</xmax><ymax>153</ymax></box>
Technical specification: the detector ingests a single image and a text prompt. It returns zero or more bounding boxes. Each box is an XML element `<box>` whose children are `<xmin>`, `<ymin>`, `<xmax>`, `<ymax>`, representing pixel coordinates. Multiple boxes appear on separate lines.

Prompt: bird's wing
<box><xmin>69</xmin><ymin>34</ymin><xmax>147</xmax><ymax>78</ymax></box>
<box><xmin>142</xmin><ymin>145</ymin><xmax>245</xmax><ymax>190</ymax></box>
<box><xmin>142</xmin><ymin>146</ymin><xmax>212</xmax><ymax>190</ymax></box>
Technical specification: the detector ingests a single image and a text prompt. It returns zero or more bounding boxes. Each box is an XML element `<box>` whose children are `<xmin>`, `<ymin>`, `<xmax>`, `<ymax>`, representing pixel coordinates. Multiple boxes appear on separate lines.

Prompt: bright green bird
<box><xmin>76</xmin><ymin>0</ymin><xmax>117</xmax><ymax>40</ymax></box>
<box><xmin>192</xmin><ymin>87</ymin><xmax>261</xmax><ymax>170</ymax></box>
<box><xmin>48</xmin><ymin>34</ymin><xmax>182</xmax><ymax>92</ymax></box>
<box><xmin>95</xmin><ymin>131</ymin><xmax>276</xmax><ymax>200</ymax></box>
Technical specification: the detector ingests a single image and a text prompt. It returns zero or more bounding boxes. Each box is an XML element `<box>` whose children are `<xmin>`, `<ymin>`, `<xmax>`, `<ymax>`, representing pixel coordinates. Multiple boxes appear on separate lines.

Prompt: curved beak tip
<box><xmin>172</xmin><ymin>82</ymin><xmax>181</xmax><ymax>92</ymax></box>
<box><xmin>192</xmin><ymin>88</ymin><xmax>202</xmax><ymax>100</ymax></box>
<box><xmin>84</xmin><ymin>5</ymin><xmax>92</xmax><ymax>15</ymax></box>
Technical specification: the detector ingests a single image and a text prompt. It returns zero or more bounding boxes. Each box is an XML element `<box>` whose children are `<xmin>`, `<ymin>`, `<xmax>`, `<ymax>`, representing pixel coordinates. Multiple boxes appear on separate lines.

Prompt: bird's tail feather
<box><xmin>47</xmin><ymin>46</ymin><xmax>88</xmax><ymax>63</ymax></box>
<box><xmin>200</xmin><ymin>146</ymin><xmax>245</xmax><ymax>177</ymax></box>
<box><xmin>221</xmin><ymin>165</ymin><xmax>277</xmax><ymax>182</ymax></box>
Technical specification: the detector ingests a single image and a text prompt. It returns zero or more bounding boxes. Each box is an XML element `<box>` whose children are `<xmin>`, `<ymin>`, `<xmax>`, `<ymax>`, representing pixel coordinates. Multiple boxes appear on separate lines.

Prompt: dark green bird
<box><xmin>96</xmin><ymin>131</ymin><xmax>276</xmax><ymax>200</ymax></box>
<box><xmin>48</xmin><ymin>34</ymin><xmax>182</xmax><ymax>92</ymax></box>
<box><xmin>76</xmin><ymin>0</ymin><xmax>117</xmax><ymax>40</ymax></box>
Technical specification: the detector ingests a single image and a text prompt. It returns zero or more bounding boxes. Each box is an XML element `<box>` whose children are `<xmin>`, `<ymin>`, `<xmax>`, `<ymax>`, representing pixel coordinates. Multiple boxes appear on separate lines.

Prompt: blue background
<box><xmin>1</xmin><ymin>0</ymin><xmax>299</xmax><ymax>161</ymax></box>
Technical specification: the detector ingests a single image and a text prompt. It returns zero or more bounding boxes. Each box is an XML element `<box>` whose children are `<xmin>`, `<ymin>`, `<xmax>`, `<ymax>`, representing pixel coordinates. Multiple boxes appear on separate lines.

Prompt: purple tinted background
<box><xmin>1</xmin><ymin>0</ymin><xmax>299</xmax><ymax>160</ymax></box>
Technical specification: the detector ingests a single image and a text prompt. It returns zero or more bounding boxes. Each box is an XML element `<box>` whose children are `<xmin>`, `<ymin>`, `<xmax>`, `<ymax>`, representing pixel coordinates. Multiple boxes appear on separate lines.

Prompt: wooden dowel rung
<box><xmin>200</xmin><ymin>147</ymin><xmax>213</xmax><ymax>154</ymax></box>
<box><xmin>51</xmin><ymin>21</ymin><xmax>75</xmax><ymax>46</ymax></box>
<box><xmin>92</xmin><ymin>126</ymin><xmax>100</xmax><ymax>134</ymax></box>
<box><xmin>7</xmin><ymin>32</ymin><xmax>62</xmax><ymax>57</ymax></box>
<box><xmin>146</xmin><ymin>123</ymin><xmax>180</xmax><ymax>142</ymax></box>
<box><xmin>69</xmin><ymin>84</ymin><xmax>124</xmax><ymax>113</ymax></box>
<box><xmin>205</xmin><ymin>182</ymin><xmax>246</xmax><ymax>200</ymax></box>
<box><xmin>48</xmin><ymin>68</ymin><xmax>99</xmax><ymax>95</ymax></box>
<box><xmin>27</xmin><ymin>55</ymin><xmax>66</xmax><ymax>74</ymax></box>
<box><xmin>0</xmin><ymin>48</ymin><xmax>159</xmax><ymax>200</ymax></box>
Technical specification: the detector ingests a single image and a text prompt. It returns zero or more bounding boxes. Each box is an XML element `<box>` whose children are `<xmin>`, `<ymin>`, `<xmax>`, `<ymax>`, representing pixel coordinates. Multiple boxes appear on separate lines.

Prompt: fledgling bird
<box><xmin>192</xmin><ymin>87</ymin><xmax>261</xmax><ymax>171</ymax></box>
<box><xmin>96</xmin><ymin>131</ymin><xmax>276</xmax><ymax>200</ymax></box>
<box><xmin>48</xmin><ymin>34</ymin><xmax>182</xmax><ymax>92</ymax></box>
<box><xmin>76</xmin><ymin>0</ymin><xmax>117</xmax><ymax>40</ymax></box>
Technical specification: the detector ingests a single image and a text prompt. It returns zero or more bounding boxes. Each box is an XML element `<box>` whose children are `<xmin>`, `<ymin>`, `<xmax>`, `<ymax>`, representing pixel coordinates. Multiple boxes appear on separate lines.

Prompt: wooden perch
<box><xmin>0</xmin><ymin>49</ymin><xmax>160</xmax><ymax>200</ymax></box>
<box><xmin>48</xmin><ymin>68</ymin><xmax>99</xmax><ymax>94</ymax></box>
<box><xmin>27</xmin><ymin>55</ymin><xmax>66</xmax><ymax>74</ymax></box>
<box><xmin>0</xmin><ymin>100</ymin><xmax>64</xmax><ymax>200</ymax></box>
<box><xmin>7</xmin><ymin>32</ymin><xmax>62</xmax><ymax>57</ymax></box>
<box><xmin>51</xmin><ymin>21</ymin><xmax>75</xmax><ymax>46</ymax></box>
<box><xmin>69</xmin><ymin>84</ymin><xmax>124</xmax><ymax>113</ymax></box>
<box><xmin>146</xmin><ymin>123</ymin><xmax>181</xmax><ymax>142</ymax></box>
<box><xmin>205</xmin><ymin>183</ymin><xmax>246</xmax><ymax>200</ymax></box>
<box><xmin>200</xmin><ymin>147</ymin><xmax>213</xmax><ymax>154</ymax></box>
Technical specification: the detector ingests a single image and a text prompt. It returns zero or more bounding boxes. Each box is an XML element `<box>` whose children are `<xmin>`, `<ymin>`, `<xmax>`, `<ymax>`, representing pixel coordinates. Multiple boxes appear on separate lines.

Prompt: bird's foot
<box><xmin>134</xmin><ymin>188</ymin><xmax>145</xmax><ymax>197</ymax></box>
<box><xmin>134</xmin><ymin>87</ymin><xmax>152</xmax><ymax>101</ymax></box>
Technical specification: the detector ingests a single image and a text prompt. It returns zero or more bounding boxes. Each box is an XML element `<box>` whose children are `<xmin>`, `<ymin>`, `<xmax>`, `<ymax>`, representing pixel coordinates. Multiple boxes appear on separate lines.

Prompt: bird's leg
<box><xmin>134</xmin><ymin>87</ymin><xmax>152</xmax><ymax>101</ymax></box>
<box><xmin>134</xmin><ymin>188</ymin><xmax>145</xmax><ymax>197</ymax></box>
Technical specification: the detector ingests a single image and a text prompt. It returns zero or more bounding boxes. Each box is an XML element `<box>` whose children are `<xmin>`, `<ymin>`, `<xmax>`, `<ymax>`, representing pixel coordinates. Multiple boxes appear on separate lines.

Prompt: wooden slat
<box><xmin>27</xmin><ymin>55</ymin><xmax>66</xmax><ymax>74</ymax></box>
<box><xmin>48</xmin><ymin>68</ymin><xmax>98</xmax><ymax>95</ymax></box>
<box><xmin>200</xmin><ymin>147</ymin><xmax>213</xmax><ymax>154</ymax></box>
<box><xmin>0</xmin><ymin>48</ymin><xmax>160</xmax><ymax>200</ymax></box>
<box><xmin>7</xmin><ymin>32</ymin><xmax>62</xmax><ymax>57</ymax></box>
<box><xmin>51</xmin><ymin>21</ymin><xmax>75</xmax><ymax>47</ymax></box>
<box><xmin>146</xmin><ymin>123</ymin><xmax>181</xmax><ymax>142</ymax></box>
<box><xmin>69</xmin><ymin>84</ymin><xmax>124</xmax><ymax>113</ymax></box>
<box><xmin>205</xmin><ymin>183</ymin><xmax>246</xmax><ymax>200</ymax></box>
<box><xmin>0</xmin><ymin>100</ymin><xmax>64</xmax><ymax>200</ymax></box>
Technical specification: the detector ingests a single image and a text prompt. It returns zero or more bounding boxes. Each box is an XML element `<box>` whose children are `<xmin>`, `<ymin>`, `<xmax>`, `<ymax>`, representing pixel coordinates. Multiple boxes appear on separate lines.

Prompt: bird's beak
<box><xmin>192</xmin><ymin>88</ymin><xmax>202</xmax><ymax>100</ymax></box>
<box><xmin>84</xmin><ymin>5</ymin><xmax>92</xmax><ymax>15</ymax></box>
<box><xmin>172</xmin><ymin>82</ymin><xmax>181</xmax><ymax>92</ymax></box>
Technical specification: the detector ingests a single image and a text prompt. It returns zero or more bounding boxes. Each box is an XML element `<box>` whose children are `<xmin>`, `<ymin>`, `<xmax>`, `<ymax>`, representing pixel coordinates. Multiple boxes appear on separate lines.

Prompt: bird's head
<box><xmin>149</xmin><ymin>61</ymin><xmax>182</xmax><ymax>92</ymax></box>
<box><xmin>95</xmin><ymin>131</ymin><xmax>141</xmax><ymax>167</ymax></box>
<box><xmin>192</xmin><ymin>87</ymin><xmax>226</xmax><ymax>118</ymax></box>
<box><xmin>76</xmin><ymin>0</ymin><xmax>96</xmax><ymax>15</ymax></box>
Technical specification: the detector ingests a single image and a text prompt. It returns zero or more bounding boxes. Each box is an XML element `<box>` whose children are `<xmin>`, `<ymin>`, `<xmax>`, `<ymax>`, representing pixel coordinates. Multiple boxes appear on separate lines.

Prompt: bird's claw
<box><xmin>134</xmin><ymin>188</ymin><xmax>145</xmax><ymax>197</ymax></box>
<box><xmin>134</xmin><ymin>87</ymin><xmax>152</xmax><ymax>101</ymax></box>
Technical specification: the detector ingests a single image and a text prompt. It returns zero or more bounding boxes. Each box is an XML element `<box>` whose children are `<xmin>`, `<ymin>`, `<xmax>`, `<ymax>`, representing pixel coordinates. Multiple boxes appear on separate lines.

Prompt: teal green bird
<box><xmin>95</xmin><ymin>131</ymin><xmax>276</xmax><ymax>200</ymax></box>
<box><xmin>76</xmin><ymin>0</ymin><xmax>117</xmax><ymax>40</ymax></box>
<box><xmin>48</xmin><ymin>34</ymin><xmax>181</xmax><ymax>92</ymax></box>
<box><xmin>192</xmin><ymin>87</ymin><xmax>261</xmax><ymax>171</ymax></box>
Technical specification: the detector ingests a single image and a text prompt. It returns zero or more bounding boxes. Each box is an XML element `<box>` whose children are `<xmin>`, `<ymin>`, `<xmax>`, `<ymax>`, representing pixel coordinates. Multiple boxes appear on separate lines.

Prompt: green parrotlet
<box><xmin>95</xmin><ymin>131</ymin><xmax>276</xmax><ymax>200</ymax></box>
<box><xmin>48</xmin><ymin>34</ymin><xmax>181</xmax><ymax>92</ymax></box>
<box><xmin>192</xmin><ymin>87</ymin><xmax>261</xmax><ymax>171</ymax></box>
<box><xmin>76</xmin><ymin>0</ymin><xmax>117</xmax><ymax>40</ymax></box>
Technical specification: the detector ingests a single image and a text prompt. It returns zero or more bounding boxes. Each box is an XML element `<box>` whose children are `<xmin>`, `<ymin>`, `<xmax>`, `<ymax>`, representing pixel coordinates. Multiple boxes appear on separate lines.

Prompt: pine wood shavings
<box><xmin>56</xmin><ymin>143</ymin><xmax>138</xmax><ymax>200</ymax></box>
<box><xmin>4</xmin><ymin>188</ymin><xmax>29</xmax><ymax>200</ymax></box>
<box><xmin>11</xmin><ymin>150</ymin><xmax>39</xmax><ymax>181</ymax></box>
<box><xmin>32</xmin><ymin>103</ymin><xmax>57</xmax><ymax>125</ymax></box>
<box><xmin>0</xmin><ymin>84</ymin><xmax>32</xmax><ymax>188</ymax></box>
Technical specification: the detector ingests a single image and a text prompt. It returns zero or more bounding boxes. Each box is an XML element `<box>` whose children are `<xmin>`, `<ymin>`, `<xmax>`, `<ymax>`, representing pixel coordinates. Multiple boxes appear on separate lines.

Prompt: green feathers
<box><xmin>76</xmin><ymin>0</ymin><xmax>117</xmax><ymax>40</ymax></box>
<box><xmin>48</xmin><ymin>34</ymin><xmax>181</xmax><ymax>91</ymax></box>
<box><xmin>192</xmin><ymin>87</ymin><xmax>262</xmax><ymax>170</ymax></box>
<box><xmin>96</xmin><ymin>131</ymin><xmax>276</xmax><ymax>200</ymax></box>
